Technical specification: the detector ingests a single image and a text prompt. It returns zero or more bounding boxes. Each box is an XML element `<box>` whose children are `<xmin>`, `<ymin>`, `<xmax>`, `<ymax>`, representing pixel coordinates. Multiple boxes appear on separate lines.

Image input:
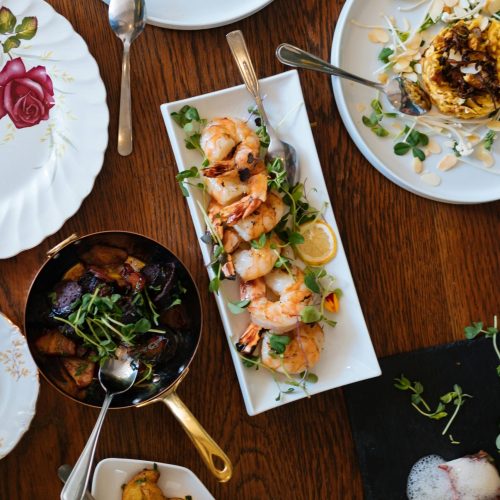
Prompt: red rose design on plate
<box><xmin>0</xmin><ymin>57</ymin><xmax>55</xmax><ymax>129</ymax></box>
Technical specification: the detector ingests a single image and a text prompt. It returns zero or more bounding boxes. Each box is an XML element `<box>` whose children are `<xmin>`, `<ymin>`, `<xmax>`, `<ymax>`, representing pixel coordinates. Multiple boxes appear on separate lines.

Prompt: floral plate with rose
<box><xmin>0</xmin><ymin>0</ymin><xmax>108</xmax><ymax>258</ymax></box>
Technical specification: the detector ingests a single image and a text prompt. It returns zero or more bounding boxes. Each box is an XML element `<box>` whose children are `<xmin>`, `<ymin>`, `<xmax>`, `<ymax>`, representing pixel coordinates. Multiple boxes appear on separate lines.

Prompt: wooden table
<box><xmin>1</xmin><ymin>0</ymin><xmax>499</xmax><ymax>498</ymax></box>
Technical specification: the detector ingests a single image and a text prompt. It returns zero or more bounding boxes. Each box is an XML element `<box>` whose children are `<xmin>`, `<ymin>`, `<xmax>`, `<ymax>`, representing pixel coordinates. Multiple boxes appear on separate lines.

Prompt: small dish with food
<box><xmin>91</xmin><ymin>458</ymin><xmax>214</xmax><ymax>500</ymax></box>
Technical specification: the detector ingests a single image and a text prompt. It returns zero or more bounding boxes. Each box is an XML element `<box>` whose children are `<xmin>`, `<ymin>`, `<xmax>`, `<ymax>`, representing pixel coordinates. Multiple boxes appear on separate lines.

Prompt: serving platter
<box><xmin>0</xmin><ymin>313</ymin><xmax>39</xmax><ymax>460</ymax></box>
<box><xmin>0</xmin><ymin>0</ymin><xmax>108</xmax><ymax>259</ymax></box>
<box><xmin>101</xmin><ymin>0</ymin><xmax>274</xmax><ymax>30</ymax></box>
<box><xmin>92</xmin><ymin>458</ymin><xmax>214</xmax><ymax>499</ymax></box>
<box><xmin>331</xmin><ymin>0</ymin><xmax>500</xmax><ymax>204</ymax></box>
<box><xmin>161</xmin><ymin>70</ymin><xmax>381</xmax><ymax>416</ymax></box>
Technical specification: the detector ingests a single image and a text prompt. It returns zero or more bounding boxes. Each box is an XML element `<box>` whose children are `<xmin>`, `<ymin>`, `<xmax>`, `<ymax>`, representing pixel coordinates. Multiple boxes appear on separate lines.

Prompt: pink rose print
<box><xmin>0</xmin><ymin>57</ymin><xmax>55</xmax><ymax>129</ymax></box>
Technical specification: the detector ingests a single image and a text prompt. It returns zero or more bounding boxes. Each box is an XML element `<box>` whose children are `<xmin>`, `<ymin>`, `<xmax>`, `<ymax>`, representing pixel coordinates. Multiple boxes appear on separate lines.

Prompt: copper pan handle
<box><xmin>159</xmin><ymin>390</ymin><xmax>233</xmax><ymax>482</ymax></box>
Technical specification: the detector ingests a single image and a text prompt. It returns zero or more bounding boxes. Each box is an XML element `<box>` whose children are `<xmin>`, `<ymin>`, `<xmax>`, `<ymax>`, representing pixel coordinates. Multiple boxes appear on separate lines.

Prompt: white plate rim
<box><xmin>0</xmin><ymin>0</ymin><xmax>109</xmax><ymax>259</ymax></box>
<box><xmin>102</xmin><ymin>0</ymin><xmax>274</xmax><ymax>30</ymax></box>
<box><xmin>160</xmin><ymin>70</ymin><xmax>381</xmax><ymax>416</ymax></box>
<box><xmin>331</xmin><ymin>0</ymin><xmax>500</xmax><ymax>205</ymax></box>
<box><xmin>0</xmin><ymin>312</ymin><xmax>39</xmax><ymax>460</ymax></box>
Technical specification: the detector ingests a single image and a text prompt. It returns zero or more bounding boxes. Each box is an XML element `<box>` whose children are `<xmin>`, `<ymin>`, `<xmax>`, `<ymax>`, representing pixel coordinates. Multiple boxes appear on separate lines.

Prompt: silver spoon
<box><xmin>108</xmin><ymin>0</ymin><xmax>146</xmax><ymax>156</ymax></box>
<box><xmin>58</xmin><ymin>465</ymin><xmax>96</xmax><ymax>500</ymax></box>
<box><xmin>226</xmin><ymin>30</ymin><xmax>299</xmax><ymax>186</ymax></box>
<box><xmin>276</xmin><ymin>43</ymin><xmax>431</xmax><ymax>117</ymax></box>
<box><xmin>60</xmin><ymin>349</ymin><xmax>138</xmax><ymax>500</ymax></box>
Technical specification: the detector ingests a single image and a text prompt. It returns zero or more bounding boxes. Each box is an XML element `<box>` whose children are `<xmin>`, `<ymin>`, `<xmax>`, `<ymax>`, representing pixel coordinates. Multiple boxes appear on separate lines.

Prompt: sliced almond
<box><xmin>356</xmin><ymin>103</ymin><xmax>367</xmax><ymax>113</ymax></box>
<box><xmin>368</xmin><ymin>28</ymin><xmax>390</xmax><ymax>44</ymax></box>
<box><xmin>429</xmin><ymin>0</ymin><xmax>444</xmax><ymax>22</ymax></box>
<box><xmin>437</xmin><ymin>154</ymin><xmax>458</xmax><ymax>171</ymax></box>
<box><xmin>485</xmin><ymin>0</ymin><xmax>500</xmax><ymax>15</ymax></box>
<box><xmin>421</xmin><ymin>172</ymin><xmax>441</xmax><ymax>186</ymax></box>
<box><xmin>377</xmin><ymin>73</ymin><xmax>389</xmax><ymax>84</ymax></box>
<box><xmin>413</xmin><ymin>157</ymin><xmax>424</xmax><ymax>174</ymax></box>
<box><xmin>427</xmin><ymin>139</ymin><xmax>442</xmax><ymax>154</ymax></box>
<box><xmin>444</xmin><ymin>0</ymin><xmax>458</xmax><ymax>6</ymax></box>
<box><xmin>478</xmin><ymin>16</ymin><xmax>490</xmax><ymax>32</ymax></box>
<box><xmin>477</xmin><ymin>147</ymin><xmax>494</xmax><ymax>168</ymax></box>
<box><xmin>406</xmin><ymin>35</ymin><xmax>422</xmax><ymax>51</ymax></box>
<box><xmin>466</xmin><ymin>134</ymin><xmax>480</xmax><ymax>144</ymax></box>
<box><xmin>486</xmin><ymin>120</ymin><xmax>500</xmax><ymax>132</ymax></box>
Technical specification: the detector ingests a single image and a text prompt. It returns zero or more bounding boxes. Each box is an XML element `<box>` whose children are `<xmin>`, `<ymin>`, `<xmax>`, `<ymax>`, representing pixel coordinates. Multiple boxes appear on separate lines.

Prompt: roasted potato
<box><xmin>81</xmin><ymin>245</ymin><xmax>127</xmax><ymax>266</ymax></box>
<box><xmin>122</xmin><ymin>469</ymin><xmax>167</xmax><ymax>500</ymax></box>
<box><xmin>35</xmin><ymin>330</ymin><xmax>76</xmax><ymax>356</ymax></box>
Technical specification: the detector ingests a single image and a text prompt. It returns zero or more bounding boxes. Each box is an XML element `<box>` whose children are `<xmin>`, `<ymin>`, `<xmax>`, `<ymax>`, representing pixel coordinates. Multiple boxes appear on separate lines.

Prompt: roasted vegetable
<box><xmin>61</xmin><ymin>357</ymin><xmax>95</xmax><ymax>388</ymax></box>
<box><xmin>81</xmin><ymin>245</ymin><xmax>127</xmax><ymax>266</ymax></box>
<box><xmin>35</xmin><ymin>330</ymin><xmax>76</xmax><ymax>356</ymax></box>
<box><xmin>122</xmin><ymin>469</ymin><xmax>166</xmax><ymax>500</ymax></box>
<box><xmin>50</xmin><ymin>281</ymin><xmax>82</xmax><ymax>317</ymax></box>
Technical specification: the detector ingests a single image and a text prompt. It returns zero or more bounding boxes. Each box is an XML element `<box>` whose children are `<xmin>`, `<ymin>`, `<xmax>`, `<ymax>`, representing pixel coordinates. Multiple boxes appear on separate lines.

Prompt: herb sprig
<box><xmin>394</xmin><ymin>374</ymin><xmax>472</xmax><ymax>444</ymax></box>
<box><xmin>362</xmin><ymin>99</ymin><xmax>395</xmax><ymax>137</ymax></box>
<box><xmin>394</xmin><ymin>126</ymin><xmax>429</xmax><ymax>161</ymax></box>
<box><xmin>465</xmin><ymin>316</ymin><xmax>500</xmax><ymax>377</ymax></box>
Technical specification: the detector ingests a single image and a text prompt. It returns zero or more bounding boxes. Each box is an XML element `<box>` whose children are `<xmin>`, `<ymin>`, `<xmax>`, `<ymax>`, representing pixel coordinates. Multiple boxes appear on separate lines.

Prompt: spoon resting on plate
<box><xmin>276</xmin><ymin>43</ymin><xmax>431</xmax><ymax>117</ymax></box>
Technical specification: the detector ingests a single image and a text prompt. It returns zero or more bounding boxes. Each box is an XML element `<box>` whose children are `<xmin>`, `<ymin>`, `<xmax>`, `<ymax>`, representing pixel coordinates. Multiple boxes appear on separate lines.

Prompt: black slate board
<box><xmin>344</xmin><ymin>337</ymin><xmax>500</xmax><ymax>500</ymax></box>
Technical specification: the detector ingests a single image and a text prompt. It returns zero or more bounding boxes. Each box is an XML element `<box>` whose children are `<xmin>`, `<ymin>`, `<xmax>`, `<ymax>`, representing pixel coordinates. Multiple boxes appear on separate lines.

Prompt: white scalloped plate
<box><xmin>102</xmin><ymin>0</ymin><xmax>274</xmax><ymax>30</ymax></box>
<box><xmin>0</xmin><ymin>0</ymin><xmax>108</xmax><ymax>258</ymax></box>
<box><xmin>161</xmin><ymin>71</ymin><xmax>381</xmax><ymax>416</ymax></box>
<box><xmin>331</xmin><ymin>0</ymin><xmax>500</xmax><ymax>204</ymax></box>
<box><xmin>0</xmin><ymin>313</ymin><xmax>39</xmax><ymax>459</ymax></box>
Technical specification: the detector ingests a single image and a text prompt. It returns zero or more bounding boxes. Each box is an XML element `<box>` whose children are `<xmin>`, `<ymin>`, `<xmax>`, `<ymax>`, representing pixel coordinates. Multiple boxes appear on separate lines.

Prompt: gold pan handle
<box><xmin>159</xmin><ymin>390</ymin><xmax>233</xmax><ymax>482</ymax></box>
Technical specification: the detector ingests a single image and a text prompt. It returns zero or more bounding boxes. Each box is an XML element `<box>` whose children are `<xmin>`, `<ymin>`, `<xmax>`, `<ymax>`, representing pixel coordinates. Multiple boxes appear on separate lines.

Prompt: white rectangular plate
<box><xmin>92</xmin><ymin>458</ymin><xmax>214</xmax><ymax>500</ymax></box>
<box><xmin>161</xmin><ymin>70</ymin><xmax>381</xmax><ymax>415</ymax></box>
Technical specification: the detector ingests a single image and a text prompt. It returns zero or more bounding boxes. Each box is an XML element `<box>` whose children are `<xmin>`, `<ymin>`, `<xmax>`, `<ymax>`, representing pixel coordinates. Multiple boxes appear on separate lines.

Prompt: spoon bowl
<box><xmin>60</xmin><ymin>349</ymin><xmax>138</xmax><ymax>500</ymax></box>
<box><xmin>226</xmin><ymin>31</ymin><xmax>300</xmax><ymax>186</ymax></box>
<box><xmin>276</xmin><ymin>43</ymin><xmax>431</xmax><ymax>117</ymax></box>
<box><xmin>109</xmin><ymin>0</ymin><xmax>146</xmax><ymax>156</ymax></box>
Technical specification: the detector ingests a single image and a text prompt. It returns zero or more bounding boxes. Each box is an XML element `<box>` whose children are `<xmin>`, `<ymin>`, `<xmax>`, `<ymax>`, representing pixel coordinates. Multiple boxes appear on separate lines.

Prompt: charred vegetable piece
<box><xmin>62</xmin><ymin>262</ymin><xmax>86</xmax><ymax>281</ymax></box>
<box><xmin>236</xmin><ymin>323</ymin><xmax>262</xmax><ymax>355</ymax></box>
<box><xmin>134</xmin><ymin>334</ymin><xmax>178</xmax><ymax>364</ymax></box>
<box><xmin>125</xmin><ymin>255</ymin><xmax>146</xmax><ymax>271</ymax></box>
<box><xmin>118</xmin><ymin>296</ymin><xmax>143</xmax><ymax>325</ymax></box>
<box><xmin>50</xmin><ymin>281</ymin><xmax>82</xmax><ymax>317</ymax></box>
<box><xmin>78</xmin><ymin>271</ymin><xmax>114</xmax><ymax>295</ymax></box>
<box><xmin>53</xmin><ymin>363</ymin><xmax>88</xmax><ymax>399</ymax></box>
<box><xmin>160</xmin><ymin>305</ymin><xmax>189</xmax><ymax>330</ymax></box>
<box><xmin>122</xmin><ymin>468</ymin><xmax>166</xmax><ymax>500</ymax></box>
<box><xmin>61</xmin><ymin>357</ymin><xmax>95</xmax><ymax>388</ymax></box>
<box><xmin>35</xmin><ymin>330</ymin><xmax>76</xmax><ymax>356</ymax></box>
<box><xmin>121</xmin><ymin>263</ymin><xmax>146</xmax><ymax>292</ymax></box>
<box><xmin>88</xmin><ymin>265</ymin><xmax>127</xmax><ymax>287</ymax></box>
<box><xmin>81</xmin><ymin>245</ymin><xmax>127</xmax><ymax>266</ymax></box>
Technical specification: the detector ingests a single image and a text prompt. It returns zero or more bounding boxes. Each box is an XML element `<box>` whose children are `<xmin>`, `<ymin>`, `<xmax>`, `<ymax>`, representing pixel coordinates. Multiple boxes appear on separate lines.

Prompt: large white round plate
<box><xmin>0</xmin><ymin>0</ymin><xmax>108</xmax><ymax>258</ymax></box>
<box><xmin>92</xmin><ymin>458</ymin><xmax>214</xmax><ymax>499</ymax></box>
<box><xmin>331</xmin><ymin>0</ymin><xmax>500</xmax><ymax>204</ymax></box>
<box><xmin>102</xmin><ymin>0</ymin><xmax>274</xmax><ymax>30</ymax></box>
<box><xmin>0</xmin><ymin>313</ymin><xmax>39</xmax><ymax>459</ymax></box>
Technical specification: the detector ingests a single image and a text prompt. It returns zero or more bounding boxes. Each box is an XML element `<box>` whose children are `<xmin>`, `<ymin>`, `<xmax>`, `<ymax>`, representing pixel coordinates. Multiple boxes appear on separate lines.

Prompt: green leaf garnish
<box><xmin>227</xmin><ymin>299</ymin><xmax>251</xmax><ymax>315</ymax></box>
<box><xmin>269</xmin><ymin>334</ymin><xmax>290</xmax><ymax>355</ymax></box>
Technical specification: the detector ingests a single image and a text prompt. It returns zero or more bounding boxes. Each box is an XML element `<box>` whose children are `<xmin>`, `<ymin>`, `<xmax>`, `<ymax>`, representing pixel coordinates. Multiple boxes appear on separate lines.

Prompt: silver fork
<box><xmin>226</xmin><ymin>30</ymin><xmax>299</xmax><ymax>186</ymax></box>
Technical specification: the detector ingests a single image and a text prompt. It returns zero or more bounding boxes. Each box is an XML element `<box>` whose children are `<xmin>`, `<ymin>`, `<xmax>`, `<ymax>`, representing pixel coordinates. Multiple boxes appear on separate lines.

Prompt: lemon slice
<box><xmin>296</xmin><ymin>220</ymin><xmax>337</xmax><ymax>265</ymax></box>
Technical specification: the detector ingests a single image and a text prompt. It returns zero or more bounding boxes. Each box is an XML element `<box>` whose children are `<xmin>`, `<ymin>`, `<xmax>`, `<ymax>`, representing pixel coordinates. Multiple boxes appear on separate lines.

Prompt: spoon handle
<box><xmin>60</xmin><ymin>393</ymin><xmax>114</xmax><ymax>500</ymax></box>
<box><xmin>226</xmin><ymin>31</ymin><xmax>277</xmax><ymax>140</ymax></box>
<box><xmin>118</xmin><ymin>43</ymin><xmax>132</xmax><ymax>156</ymax></box>
<box><xmin>276</xmin><ymin>43</ymin><xmax>381</xmax><ymax>90</ymax></box>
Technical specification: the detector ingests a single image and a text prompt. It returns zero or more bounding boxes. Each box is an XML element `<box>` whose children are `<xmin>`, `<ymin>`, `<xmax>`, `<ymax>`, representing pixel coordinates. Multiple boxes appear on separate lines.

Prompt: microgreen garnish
<box><xmin>54</xmin><ymin>286</ymin><xmax>165</xmax><ymax>365</ymax></box>
<box><xmin>175</xmin><ymin>166</ymin><xmax>204</xmax><ymax>198</ymax></box>
<box><xmin>362</xmin><ymin>99</ymin><xmax>392</xmax><ymax>137</ymax></box>
<box><xmin>378</xmin><ymin>47</ymin><xmax>394</xmax><ymax>64</ymax></box>
<box><xmin>483</xmin><ymin>130</ymin><xmax>497</xmax><ymax>152</ymax></box>
<box><xmin>227</xmin><ymin>299</ymin><xmax>251</xmax><ymax>315</ymax></box>
<box><xmin>465</xmin><ymin>316</ymin><xmax>500</xmax><ymax>377</ymax></box>
<box><xmin>394</xmin><ymin>375</ymin><xmax>472</xmax><ymax>443</ymax></box>
<box><xmin>418</xmin><ymin>14</ymin><xmax>438</xmax><ymax>32</ymax></box>
<box><xmin>171</xmin><ymin>105</ymin><xmax>207</xmax><ymax>158</ymax></box>
<box><xmin>394</xmin><ymin>126</ymin><xmax>429</xmax><ymax>161</ymax></box>
<box><xmin>269</xmin><ymin>334</ymin><xmax>290</xmax><ymax>354</ymax></box>
<box><xmin>248</xmin><ymin>105</ymin><xmax>270</xmax><ymax>150</ymax></box>
<box><xmin>250</xmin><ymin>233</ymin><xmax>267</xmax><ymax>249</ymax></box>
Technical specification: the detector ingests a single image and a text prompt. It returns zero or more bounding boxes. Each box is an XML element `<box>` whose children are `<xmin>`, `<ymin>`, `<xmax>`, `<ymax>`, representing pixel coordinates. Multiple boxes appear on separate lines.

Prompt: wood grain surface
<box><xmin>0</xmin><ymin>0</ymin><xmax>499</xmax><ymax>499</ymax></box>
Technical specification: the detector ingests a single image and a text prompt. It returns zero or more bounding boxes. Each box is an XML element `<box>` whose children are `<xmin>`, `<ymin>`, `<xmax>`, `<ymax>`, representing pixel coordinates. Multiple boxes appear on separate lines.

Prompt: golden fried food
<box><xmin>122</xmin><ymin>469</ymin><xmax>167</xmax><ymax>500</ymax></box>
<box><xmin>421</xmin><ymin>18</ymin><xmax>500</xmax><ymax>119</ymax></box>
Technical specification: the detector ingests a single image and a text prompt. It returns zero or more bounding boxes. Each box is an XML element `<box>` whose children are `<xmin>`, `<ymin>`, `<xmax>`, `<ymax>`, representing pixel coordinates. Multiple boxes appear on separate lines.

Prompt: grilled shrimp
<box><xmin>240</xmin><ymin>267</ymin><xmax>312</xmax><ymax>333</ymax></box>
<box><xmin>261</xmin><ymin>323</ymin><xmax>324</xmax><ymax>374</ymax></box>
<box><xmin>232</xmin><ymin>192</ymin><xmax>286</xmax><ymax>242</ymax></box>
<box><xmin>232</xmin><ymin>236</ymin><xmax>280</xmax><ymax>281</ymax></box>
<box><xmin>201</xmin><ymin>117</ymin><xmax>261</xmax><ymax>170</ymax></box>
<box><xmin>204</xmin><ymin>174</ymin><xmax>248</xmax><ymax>206</ymax></box>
